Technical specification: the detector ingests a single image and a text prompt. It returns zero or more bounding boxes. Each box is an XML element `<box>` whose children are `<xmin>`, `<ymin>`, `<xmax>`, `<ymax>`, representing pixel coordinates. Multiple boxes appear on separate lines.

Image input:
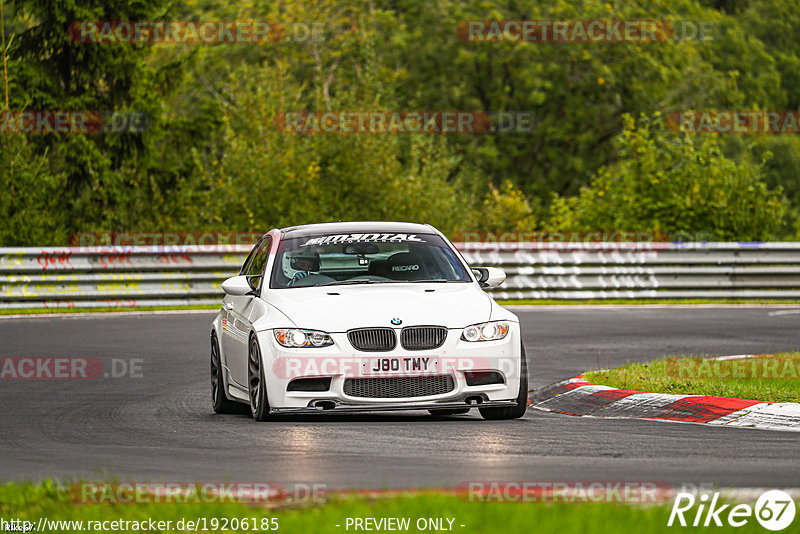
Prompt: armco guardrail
<box><xmin>0</xmin><ymin>245</ymin><xmax>252</xmax><ymax>310</ymax></box>
<box><xmin>458</xmin><ymin>242</ymin><xmax>800</xmax><ymax>300</ymax></box>
<box><xmin>1</xmin><ymin>242</ymin><xmax>800</xmax><ymax>309</ymax></box>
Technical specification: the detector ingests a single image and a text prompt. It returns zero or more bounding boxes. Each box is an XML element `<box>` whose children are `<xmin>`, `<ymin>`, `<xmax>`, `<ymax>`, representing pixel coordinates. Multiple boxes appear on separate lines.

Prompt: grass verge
<box><xmin>500</xmin><ymin>298</ymin><xmax>800</xmax><ymax>306</ymax></box>
<box><xmin>585</xmin><ymin>352</ymin><xmax>800</xmax><ymax>403</ymax></box>
<box><xmin>0</xmin><ymin>482</ymin><xmax>777</xmax><ymax>534</ymax></box>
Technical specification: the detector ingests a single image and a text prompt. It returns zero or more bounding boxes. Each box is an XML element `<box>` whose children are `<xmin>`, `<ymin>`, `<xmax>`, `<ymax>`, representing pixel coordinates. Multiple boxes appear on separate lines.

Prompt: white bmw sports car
<box><xmin>210</xmin><ymin>222</ymin><xmax>527</xmax><ymax>421</ymax></box>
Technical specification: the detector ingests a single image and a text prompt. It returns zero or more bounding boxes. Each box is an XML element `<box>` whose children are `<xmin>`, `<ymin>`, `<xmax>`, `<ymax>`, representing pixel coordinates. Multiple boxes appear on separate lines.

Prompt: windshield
<box><xmin>270</xmin><ymin>232</ymin><xmax>472</xmax><ymax>288</ymax></box>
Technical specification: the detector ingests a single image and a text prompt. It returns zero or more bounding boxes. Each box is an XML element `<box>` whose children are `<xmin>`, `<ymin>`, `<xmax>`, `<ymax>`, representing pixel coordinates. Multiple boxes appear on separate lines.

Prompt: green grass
<box><xmin>0</xmin><ymin>482</ymin><xmax>780</xmax><ymax>534</ymax></box>
<box><xmin>585</xmin><ymin>352</ymin><xmax>800</xmax><ymax>403</ymax></box>
<box><xmin>499</xmin><ymin>298</ymin><xmax>800</xmax><ymax>306</ymax></box>
<box><xmin>0</xmin><ymin>305</ymin><xmax>219</xmax><ymax>316</ymax></box>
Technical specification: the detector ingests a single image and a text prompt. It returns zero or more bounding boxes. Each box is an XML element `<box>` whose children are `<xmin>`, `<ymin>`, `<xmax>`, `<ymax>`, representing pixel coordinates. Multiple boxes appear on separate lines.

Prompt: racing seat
<box><xmin>385</xmin><ymin>252</ymin><xmax>428</xmax><ymax>281</ymax></box>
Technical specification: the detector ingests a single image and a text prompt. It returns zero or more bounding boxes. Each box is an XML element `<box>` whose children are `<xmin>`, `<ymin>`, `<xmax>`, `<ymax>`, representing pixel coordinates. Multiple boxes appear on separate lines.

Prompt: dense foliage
<box><xmin>1</xmin><ymin>0</ymin><xmax>798</xmax><ymax>244</ymax></box>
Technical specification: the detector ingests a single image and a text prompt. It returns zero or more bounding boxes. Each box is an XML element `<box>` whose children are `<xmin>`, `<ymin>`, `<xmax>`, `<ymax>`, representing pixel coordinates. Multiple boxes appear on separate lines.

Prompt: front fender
<box><xmin>251</xmin><ymin>301</ymin><xmax>296</xmax><ymax>332</ymax></box>
<box><xmin>488</xmin><ymin>298</ymin><xmax>519</xmax><ymax>323</ymax></box>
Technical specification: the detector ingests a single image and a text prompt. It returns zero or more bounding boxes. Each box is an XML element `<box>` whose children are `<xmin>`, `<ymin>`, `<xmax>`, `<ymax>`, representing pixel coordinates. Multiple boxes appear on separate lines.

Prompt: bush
<box><xmin>546</xmin><ymin>114</ymin><xmax>787</xmax><ymax>241</ymax></box>
<box><xmin>478</xmin><ymin>181</ymin><xmax>537</xmax><ymax>232</ymax></box>
<box><xmin>0</xmin><ymin>136</ymin><xmax>69</xmax><ymax>245</ymax></box>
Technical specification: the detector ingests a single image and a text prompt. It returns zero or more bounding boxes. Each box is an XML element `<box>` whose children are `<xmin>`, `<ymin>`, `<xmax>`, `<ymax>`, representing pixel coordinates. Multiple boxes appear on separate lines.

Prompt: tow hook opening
<box><xmin>465</xmin><ymin>396</ymin><xmax>484</xmax><ymax>405</ymax></box>
<box><xmin>313</xmin><ymin>400</ymin><xmax>337</xmax><ymax>411</ymax></box>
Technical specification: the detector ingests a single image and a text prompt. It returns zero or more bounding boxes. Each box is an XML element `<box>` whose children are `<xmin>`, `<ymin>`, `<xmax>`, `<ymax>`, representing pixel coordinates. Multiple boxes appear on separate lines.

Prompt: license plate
<box><xmin>362</xmin><ymin>357</ymin><xmax>440</xmax><ymax>376</ymax></box>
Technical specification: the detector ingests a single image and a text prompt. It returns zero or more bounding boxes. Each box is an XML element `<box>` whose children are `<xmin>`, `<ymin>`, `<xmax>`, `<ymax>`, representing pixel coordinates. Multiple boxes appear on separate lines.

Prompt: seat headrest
<box><xmin>368</xmin><ymin>259</ymin><xmax>388</xmax><ymax>277</ymax></box>
<box><xmin>385</xmin><ymin>252</ymin><xmax>426</xmax><ymax>280</ymax></box>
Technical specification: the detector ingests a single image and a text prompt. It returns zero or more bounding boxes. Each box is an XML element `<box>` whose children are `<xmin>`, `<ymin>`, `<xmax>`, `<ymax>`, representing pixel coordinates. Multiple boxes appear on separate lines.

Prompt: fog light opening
<box><xmin>464</xmin><ymin>370</ymin><xmax>505</xmax><ymax>387</ymax></box>
<box><xmin>287</xmin><ymin>377</ymin><xmax>332</xmax><ymax>392</ymax></box>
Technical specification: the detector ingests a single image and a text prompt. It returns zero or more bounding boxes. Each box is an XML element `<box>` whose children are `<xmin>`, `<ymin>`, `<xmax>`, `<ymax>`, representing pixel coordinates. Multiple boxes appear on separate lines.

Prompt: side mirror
<box><xmin>471</xmin><ymin>267</ymin><xmax>506</xmax><ymax>288</ymax></box>
<box><xmin>221</xmin><ymin>275</ymin><xmax>256</xmax><ymax>296</ymax></box>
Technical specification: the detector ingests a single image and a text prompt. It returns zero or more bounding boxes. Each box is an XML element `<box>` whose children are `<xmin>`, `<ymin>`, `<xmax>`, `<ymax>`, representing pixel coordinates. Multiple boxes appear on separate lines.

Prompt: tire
<box><xmin>479</xmin><ymin>343</ymin><xmax>528</xmax><ymax>420</ymax></box>
<box><xmin>248</xmin><ymin>334</ymin><xmax>271</xmax><ymax>421</ymax></box>
<box><xmin>211</xmin><ymin>333</ymin><xmax>248</xmax><ymax>414</ymax></box>
<box><xmin>428</xmin><ymin>408</ymin><xmax>471</xmax><ymax>416</ymax></box>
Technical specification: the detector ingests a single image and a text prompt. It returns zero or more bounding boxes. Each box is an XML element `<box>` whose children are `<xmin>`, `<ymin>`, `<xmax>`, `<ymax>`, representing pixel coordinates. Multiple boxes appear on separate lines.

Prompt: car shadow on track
<box><xmin>203</xmin><ymin>411</ymin><xmax>536</xmax><ymax>424</ymax></box>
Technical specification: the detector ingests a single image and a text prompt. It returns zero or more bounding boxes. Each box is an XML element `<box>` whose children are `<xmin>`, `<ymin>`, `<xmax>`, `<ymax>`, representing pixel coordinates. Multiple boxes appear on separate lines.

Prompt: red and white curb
<box><xmin>530</xmin><ymin>374</ymin><xmax>800</xmax><ymax>433</ymax></box>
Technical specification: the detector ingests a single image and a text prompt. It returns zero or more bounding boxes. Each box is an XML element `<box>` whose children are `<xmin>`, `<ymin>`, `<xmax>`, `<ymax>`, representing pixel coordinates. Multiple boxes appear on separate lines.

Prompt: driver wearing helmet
<box><xmin>288</xmin><ymin>249</ymin><xmax>320</xmax><ymax>286</ymax></box>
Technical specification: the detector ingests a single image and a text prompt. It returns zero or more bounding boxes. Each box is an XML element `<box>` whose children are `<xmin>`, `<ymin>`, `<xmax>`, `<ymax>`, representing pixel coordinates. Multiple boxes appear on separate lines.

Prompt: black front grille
<box><xmin>347</xmin><ymin>328</ymin><xmax>397</xmax><ymax>352</ymax></box>
<box><xmin>401</xmin><ymin>326</ymin><xmax>447</xmax><ymax>350</ymax></box>
<box><xmin>344</xmin><ymin>376</ymin><xmax>455</xmax><ymax>398</ymax></box>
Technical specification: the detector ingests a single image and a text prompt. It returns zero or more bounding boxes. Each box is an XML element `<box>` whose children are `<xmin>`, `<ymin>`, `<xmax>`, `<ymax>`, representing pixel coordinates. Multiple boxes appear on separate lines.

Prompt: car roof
<box><xmin>278</xmin><ymin>221</ymin><xmax>435</xmax><ymax>238</ymax></box>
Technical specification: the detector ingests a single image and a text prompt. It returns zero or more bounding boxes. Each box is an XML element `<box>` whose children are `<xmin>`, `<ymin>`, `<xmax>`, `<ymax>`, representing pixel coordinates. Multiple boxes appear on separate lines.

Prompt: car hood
<box><xmin>263</xmin><ymin>283</ymin><xmax>494</xmax><ymax>332</ymax></box>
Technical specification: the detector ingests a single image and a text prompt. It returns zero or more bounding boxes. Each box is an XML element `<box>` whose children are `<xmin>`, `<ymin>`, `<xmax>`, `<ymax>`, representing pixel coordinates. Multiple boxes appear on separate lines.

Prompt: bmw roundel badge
<box><xmin>390</xmin><ymin>318</ymin><xmax>402</xmax><ymax>325</ymax></box>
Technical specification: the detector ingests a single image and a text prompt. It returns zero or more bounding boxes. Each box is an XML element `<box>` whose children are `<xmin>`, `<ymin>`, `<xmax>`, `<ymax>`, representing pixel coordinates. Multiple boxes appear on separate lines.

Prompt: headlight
<box><xmin>461</xmin><ymin>321</ymin><xmax>510</xmax><ymax>342</ymax></box>
<box><xmin>274</xmin><ymin>329</ymin><xmax>333</xmax><ymax>348</ymax></box>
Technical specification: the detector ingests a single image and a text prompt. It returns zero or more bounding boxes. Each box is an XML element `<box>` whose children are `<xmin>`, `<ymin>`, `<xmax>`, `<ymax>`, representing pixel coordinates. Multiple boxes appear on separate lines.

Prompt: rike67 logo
<box><xmin>669</xmin><ymin>490</ymin><xmax>796</xmax><ymax>531</ymax></box>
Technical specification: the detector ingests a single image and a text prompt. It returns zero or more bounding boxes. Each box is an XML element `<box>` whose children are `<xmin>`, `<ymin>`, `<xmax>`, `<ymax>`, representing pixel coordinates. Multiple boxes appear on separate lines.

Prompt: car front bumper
<box><xmin>257</xmin><ymin>325</ymin><xmax>524</xmax><ymax>411</ymax></box>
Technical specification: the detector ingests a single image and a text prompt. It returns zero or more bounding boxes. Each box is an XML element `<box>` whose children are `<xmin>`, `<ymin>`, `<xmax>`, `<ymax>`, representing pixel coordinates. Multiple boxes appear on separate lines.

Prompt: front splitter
<box><xmin>270</xmin><ymin>400</ymin><xmax>517</xmax><ymax>414</ymax></box>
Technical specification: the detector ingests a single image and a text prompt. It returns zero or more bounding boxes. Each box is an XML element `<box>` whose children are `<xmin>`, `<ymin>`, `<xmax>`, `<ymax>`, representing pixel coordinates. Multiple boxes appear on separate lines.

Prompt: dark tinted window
<box><xmin>239</xmin><ymin>240</ymin><xmax>260</xmax><ymax>275</ymax></box>
<box><xmin>246</xmin><ymin>236</ymin><xmax>272</xmax><ymax>277</ymax></box>
<box><xmin>270</xmin><ymin>232</ymin><xmax>470</xmax><ymax>288</ymax></box>
<box><xmin>240</xmin><ymin>236</ymin><xmax>272</xmax><ymax>291</ymax></box>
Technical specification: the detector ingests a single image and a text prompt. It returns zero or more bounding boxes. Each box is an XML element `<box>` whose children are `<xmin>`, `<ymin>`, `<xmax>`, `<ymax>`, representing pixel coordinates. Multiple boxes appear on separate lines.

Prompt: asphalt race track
<box><xmin>1</xmin><ymin>306</ymin><xmax>799</xmax><ymax>489</ymax></box>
